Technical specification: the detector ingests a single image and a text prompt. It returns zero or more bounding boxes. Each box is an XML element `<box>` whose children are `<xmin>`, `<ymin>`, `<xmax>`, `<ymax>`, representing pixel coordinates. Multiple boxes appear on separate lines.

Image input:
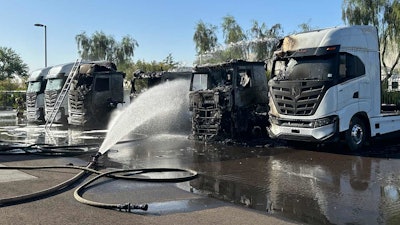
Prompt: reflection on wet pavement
<box><xmin>3</xmin><ymin>111</ymin><xmax>400</xmax><ymax>224</ymax></box>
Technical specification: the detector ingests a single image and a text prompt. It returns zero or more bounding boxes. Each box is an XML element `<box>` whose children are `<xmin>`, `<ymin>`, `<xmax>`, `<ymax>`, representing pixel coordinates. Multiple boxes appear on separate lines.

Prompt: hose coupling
<box><xmin>87</xmin><ymin>152</ymin><xmax>102</xmax><ymax>168</ymax></box>
<box><xmin>91</xmin><ymin>152</ymin><xmax>102</xmax><ymax>163</ymax></box>
<box><xmin>118</xmin><ymin>203</ymin><xmax>148</xmax><ymax>212</ymax></box>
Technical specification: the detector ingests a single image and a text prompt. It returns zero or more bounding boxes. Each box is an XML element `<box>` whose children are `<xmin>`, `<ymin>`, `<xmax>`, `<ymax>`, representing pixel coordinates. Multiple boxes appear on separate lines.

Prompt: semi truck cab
<box><xmin>44</xmin><ymin>62</ymin><xmax>75</xmax><ymax>124</ymax></box>
<box><xmin>68</xmin><ymin>61</ymin><xmax>125</xmax><ymax>126</ymax></box>
<box><xmin>26</xmin><ymin>66</ymin><xmax>51</xmax><ymax>122</ymax></box>
<box><xmin>268</xmin><ymin>25</ymin><xmax>400</xmax><ymax>151</ymax></box>
<box><xmin>189</xmin><ymin>60</ymin><xmax>269</xmax><ymax>141</ymax></box>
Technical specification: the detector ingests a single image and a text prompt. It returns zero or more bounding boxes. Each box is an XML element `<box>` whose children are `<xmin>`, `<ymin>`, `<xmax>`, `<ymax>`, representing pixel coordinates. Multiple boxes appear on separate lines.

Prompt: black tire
<box><xmin>345</xmin><ymin>116</ymin><xmax>367</xmax><ymax>151</ymax></box>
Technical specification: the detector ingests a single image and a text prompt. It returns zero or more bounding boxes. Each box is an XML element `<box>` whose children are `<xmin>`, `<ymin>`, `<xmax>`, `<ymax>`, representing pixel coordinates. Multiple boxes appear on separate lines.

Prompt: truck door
<box><xmin>337</xmin><ymin>53</ymin><xmax>367</xmax><ymax>113</ymax></box>
<box><xmin>110</xmin><ymin>73</ymin><xmax>124</xmax><ymax>104</ymax></box>
<box><xmin>92</xmin><ymin>75</ymin><xmax>111</xmax><ymax>111</ymax></box>
<box><xmin>234</xmin><ymin>66</ymin><xmax>256</xmax><ymax>108</ymax></box>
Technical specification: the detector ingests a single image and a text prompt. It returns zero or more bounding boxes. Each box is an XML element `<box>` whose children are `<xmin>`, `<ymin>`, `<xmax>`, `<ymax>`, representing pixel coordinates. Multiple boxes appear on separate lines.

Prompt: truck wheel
<box><xmin>345</xmin><ymin>116</ymin><xmax>367</xmax><ymax>151</ymax></box>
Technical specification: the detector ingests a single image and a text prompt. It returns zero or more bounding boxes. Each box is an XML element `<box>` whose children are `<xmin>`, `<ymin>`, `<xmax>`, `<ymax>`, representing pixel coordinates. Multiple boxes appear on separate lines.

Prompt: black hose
<box><xmin>0</xmin><ymin>163</ymin><xmax>96</xmax><ymax>206</ymax></box>
<box><xmin>0</xmin><ymin>142</ymin><xmax>99</xmax><ymax>156</ymax></box>
<box><xmin>0</xmin><ymin>151</ymin><xmax>198</xmax><ymax>212</ymax></box>
<box><xmin>74</xmin><ymin>167</ymin><xmax>198</xmax><ymax>211</ymax></box>
<box><xmin>0</xmin><ymin>152</ymin><xmax>101</xmax><ymax>206</ymax></box>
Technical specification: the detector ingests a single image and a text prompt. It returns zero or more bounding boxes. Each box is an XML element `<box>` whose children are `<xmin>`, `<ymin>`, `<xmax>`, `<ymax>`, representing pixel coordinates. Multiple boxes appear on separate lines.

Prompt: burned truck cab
<box><xmin>130</xmin><ymin>70</ymin><xmax>191</xmax><ymax>101</ymax></box>
<box><xmin>189</xmin><ymin>60</ymin><xmax>269</xmax><ymax>141</ymax></box>
<box><xmin>26</xmin><ymin>66</ymin><xmax>51</xmax><ymax>123</ymax></box>
<box><xmin>44</xmin><ymin>62</ymin><xmax>74</xmax><ymax>124</ymax></box>
<box><xmin>68</xmin><ymin>61</ymin><xmax>125</xmax><ymax>126</ymax></box>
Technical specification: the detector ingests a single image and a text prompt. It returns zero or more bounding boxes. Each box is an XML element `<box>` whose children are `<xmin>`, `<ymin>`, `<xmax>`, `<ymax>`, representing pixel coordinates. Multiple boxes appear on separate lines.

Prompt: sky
<box><xmin>0</xmin><ymin>0</ymin><xmax>344</xmax><ymax>72</ymax></box>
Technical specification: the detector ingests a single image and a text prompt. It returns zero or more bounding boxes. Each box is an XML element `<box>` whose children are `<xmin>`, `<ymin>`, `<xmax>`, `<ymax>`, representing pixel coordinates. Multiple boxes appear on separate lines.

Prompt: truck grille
<box><xmin>44</xmin><ymin>90</ymin><xmax>62</xmax><ymax>122</ymax></box>
<box><xmin>189</xmin><ymin>90</ymin><xmax>224</xmax><ymax>140</ymax></box>
<box><xmin>45</xmin><ymin>90</ymin><xmax>59</xmax><ymax>108</ymax></box>
<box><xmin>270</xmin><ymin>81</ymin><xmax>326</xmax><ymax>116</ymax></box>
<box><xmin>26</xmin><ymin>93</ymin><xmax>37</xmax><ymax>108</ymax></box>
<box><xmin>68</xmin><ymin>90</ymin><xmax>87</xmax><ymax>125</ymax></box>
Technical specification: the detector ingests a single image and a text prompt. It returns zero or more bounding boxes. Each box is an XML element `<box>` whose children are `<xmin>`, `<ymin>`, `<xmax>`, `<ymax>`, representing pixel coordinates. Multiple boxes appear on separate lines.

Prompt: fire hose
<box><xmin>0</xmin><ymin>143</ymin><xmax>198</xmax><ymax>212</ymax></box>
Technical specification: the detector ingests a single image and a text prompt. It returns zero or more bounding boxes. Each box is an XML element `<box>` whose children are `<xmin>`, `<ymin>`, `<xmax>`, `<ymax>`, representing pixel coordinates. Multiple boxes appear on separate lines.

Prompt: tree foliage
<box><xmin>294</xmin><ymin>21</ymin><xmax>319</xmax><ymax>33</ymax></box>
<box><xmin>134</xmin><ymin>56</ymin><xmax>178</xmax><ymax>73</ymax></box>
<box><xmin>120</xmin><ymin>54</ymin><xmax>180</xmax><ymax>81</ymax></box>
<box><xmin>342</xmin><ymin>0</ymin><xmax>400</xmax><ymax>77</ymax></box>
<box><xmin>75</xmin><ymin>31</ymin><xmax>138</xmax><ymax>65</ymax></box>
<box><xmin>0</xmin><ymin>47</ymin><xmax>28</xmax><ymax>80</ymax></box>
<box><xmin>221</xmin><ymin>15</ymin><xmax>247</xmax><ymax>44</ymax></box>
<box><xmin>163</xmin><ymin>53</ymin><xmax>179</xmax><ymax>68</ymax></box>
<box><xmin>342</xmin><ymin>0</ymin><xmax>386</xmax><ymax>26</ymax></box>
<box><xmin>194</xmin><ymin>16</ymin><xmax>282</xmax><ymax>65</ymax></box>
<box><xmin>249</xmin><ymin>21</ymin><xmax>282</xmax><ymax>62</ymax></box>
<box><xmin>221</xmin><ymin>15</ymin><xmax>247</xmax><ymax>59</ymax></box>
<box><xmin>193</xmin><ymin>21</ymin><xmax>218</xmax><ymax>55</ymax></box>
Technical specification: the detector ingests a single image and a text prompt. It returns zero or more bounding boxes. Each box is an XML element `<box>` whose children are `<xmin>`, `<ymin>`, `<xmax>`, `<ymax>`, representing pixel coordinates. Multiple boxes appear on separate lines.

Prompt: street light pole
<box><xmin>34</xmin><ymin>23</ymin><xmax>47</xmax><ymax>67</ymax></box>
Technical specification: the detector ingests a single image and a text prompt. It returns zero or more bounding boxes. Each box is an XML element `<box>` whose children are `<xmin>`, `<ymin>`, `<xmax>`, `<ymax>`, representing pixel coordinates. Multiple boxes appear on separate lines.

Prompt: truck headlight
<box><xmin>313</xmin><ymin>116</ymin><xmax>337</xmax><ymax>128</ymax></box>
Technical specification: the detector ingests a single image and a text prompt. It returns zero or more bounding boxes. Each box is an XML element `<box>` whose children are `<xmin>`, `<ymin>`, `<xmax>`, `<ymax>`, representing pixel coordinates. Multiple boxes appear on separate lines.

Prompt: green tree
<box><xmin>342</xmin><ymin>0</ymin><xmax>400</xmax><ymax>78</ymax></box>
<box><xmin>75</xmin><ymin>31</ymin><xmax>138</xmax><ymax>65</ymax></box>
<box><xmin>296</xmin><ymin>21</ymin><xmax>318</xmax><ymax>32</ymax></box>
<box><xmin>193</xmin><ymin>20</ymin><xmax>218</xmax><ymax>55</ymax></box>
<box><xmin>221</xmin><ymin>15</ymin><xmax>247</xmax><ymax>59</ymax></box>
<box><xmin>249</xmin><ymin>21</ymin><xmax>282</xmax><ymax>61</ymax></box>
<box><xmin>0</xmin><ymin>47</ymin><xmax>28</xmax><ymax>80</ymax></box>
<box><xmin>133</xmin><ymin>58</ymin><xmax>173</xmax><ymax>73</ymax></box>
<box><xmin>163</xmin><ymin>53</ymin><xmax>179</xmax><ymax>69</ymax></box>
<box><xmin>115</xmin><ymin>36</ymin><xmax>138</xmax><ymax>65</ymax></box>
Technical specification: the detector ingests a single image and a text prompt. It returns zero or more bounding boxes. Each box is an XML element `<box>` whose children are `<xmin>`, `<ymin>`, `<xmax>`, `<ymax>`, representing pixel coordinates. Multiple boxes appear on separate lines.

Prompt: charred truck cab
<box><xmin>130</xmin><ymin>70</ymin><xmax>191</xmax><ymax>100</ymax></box>
<box><xmin>44</xmin><ymin>62</ymin><xmax>74</xmax><ymax>124</ymax></box>
<box><xmin>268</xmin><ymin>25</ymin><xmax>400</xmax><ymax>151</ymax></box>
<box><xmin>68</xmin><ymin>61</ymin><xmax>125</xmax><ymax>126</ymax></box>
<box><xmin>26</xmin><ymin>66</ymin><xmax>51</xmax><ymax>123</ymax></box>
<box><xmin>189</xmin><ymin>60</ymin><xmax>269</xmax><ymax>141</ymax></box>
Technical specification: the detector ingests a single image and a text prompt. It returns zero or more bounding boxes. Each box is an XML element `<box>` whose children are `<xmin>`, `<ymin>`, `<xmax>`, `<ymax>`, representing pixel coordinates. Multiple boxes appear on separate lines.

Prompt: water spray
<box><xmin>0</xmin><ymin>79</ymin><xmax>198</xmax><ymax>211</ymax></box>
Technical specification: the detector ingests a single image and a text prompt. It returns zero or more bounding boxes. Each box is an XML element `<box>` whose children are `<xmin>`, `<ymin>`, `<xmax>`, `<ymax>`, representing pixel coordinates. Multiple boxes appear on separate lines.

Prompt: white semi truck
<box><xmin>268</xmin><ymin>25</ymin><xmax>400</xmax><ymax>151</ymax></box>
<box><xmin>26</xmin><ymin>66</ymin><xmax>52</xmax><ymax>122</ymax></box>
<box><xmin>44</xmin><ymin>62</ymin><xmax>75</xmax><ymax>124</ymax></box>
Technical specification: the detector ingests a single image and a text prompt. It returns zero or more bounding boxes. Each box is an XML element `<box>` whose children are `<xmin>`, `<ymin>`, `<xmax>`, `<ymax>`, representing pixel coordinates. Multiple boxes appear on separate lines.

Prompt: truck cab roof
<box><xmin>46</xmin><ymin>62</ymin><xmax>75</xmax><ymax>79</ymax></box>
<box><xmin>279</xmin><ymin>25</ymin><xmax>379</xmax><ymax>54</ymax></box>
<box><xmin>194</xmin><ymin>60</ymin><xmax>265</xmax><ymax>72</ymax></box>
<box><xmin>28</xmin><ymin>66</ymin><xmax>52</xmax><ymax>82</ymax></box>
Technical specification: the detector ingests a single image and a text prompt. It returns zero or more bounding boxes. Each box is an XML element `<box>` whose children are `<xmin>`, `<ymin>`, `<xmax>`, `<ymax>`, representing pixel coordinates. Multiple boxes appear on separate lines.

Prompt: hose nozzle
<box><xmin>88</xmin><ymin>152</ymin><xmax>102</xmax><ymax>168</ymax></box>
<box><xmin>118</xmin><ymin>203</ymin><xmax>148</xmax><ymax>212</ymax></box>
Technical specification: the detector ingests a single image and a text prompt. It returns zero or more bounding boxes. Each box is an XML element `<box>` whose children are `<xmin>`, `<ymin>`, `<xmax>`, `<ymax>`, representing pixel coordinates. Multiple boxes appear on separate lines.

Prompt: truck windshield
<box><xmin>274</xmin><ymin>55</ymin><xmax>336</xmax><ymax>81</ymax></box>
<box><xmin>45</xmin><ymin>78</ymin><xmax>64</xmax><ymax>91</ymax></box>
<box><xmin>27</xmin><ymin>81</ymin><xmax>41</xmax><ymax>93</ymax></box>
<box><xmin>191</xmin><ymin>73</ymin><xmax>208</xmax><ymax>91</ymax></box>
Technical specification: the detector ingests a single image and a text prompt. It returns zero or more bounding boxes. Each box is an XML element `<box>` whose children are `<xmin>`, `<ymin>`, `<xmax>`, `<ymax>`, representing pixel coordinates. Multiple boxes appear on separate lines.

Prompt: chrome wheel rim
<box><xmin>351</xmin><ymin>124</ymin><xmax>364</xmax><ymax>145</ymax></box>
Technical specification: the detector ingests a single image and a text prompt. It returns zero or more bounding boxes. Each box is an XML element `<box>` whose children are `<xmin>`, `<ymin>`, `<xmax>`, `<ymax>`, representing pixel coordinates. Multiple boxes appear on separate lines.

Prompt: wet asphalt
<box><xmin>2</xmin><ymin>110</ymin><xmax>400</xmax><ymax>224</ymax></box>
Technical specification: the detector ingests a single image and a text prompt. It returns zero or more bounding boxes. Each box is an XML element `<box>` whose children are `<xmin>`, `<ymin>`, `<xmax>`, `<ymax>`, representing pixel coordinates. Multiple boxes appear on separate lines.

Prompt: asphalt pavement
<box><xmin>0</xmin><ymin>154</ymin><xmax>300</xmax><ymax>225</ymax></box>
